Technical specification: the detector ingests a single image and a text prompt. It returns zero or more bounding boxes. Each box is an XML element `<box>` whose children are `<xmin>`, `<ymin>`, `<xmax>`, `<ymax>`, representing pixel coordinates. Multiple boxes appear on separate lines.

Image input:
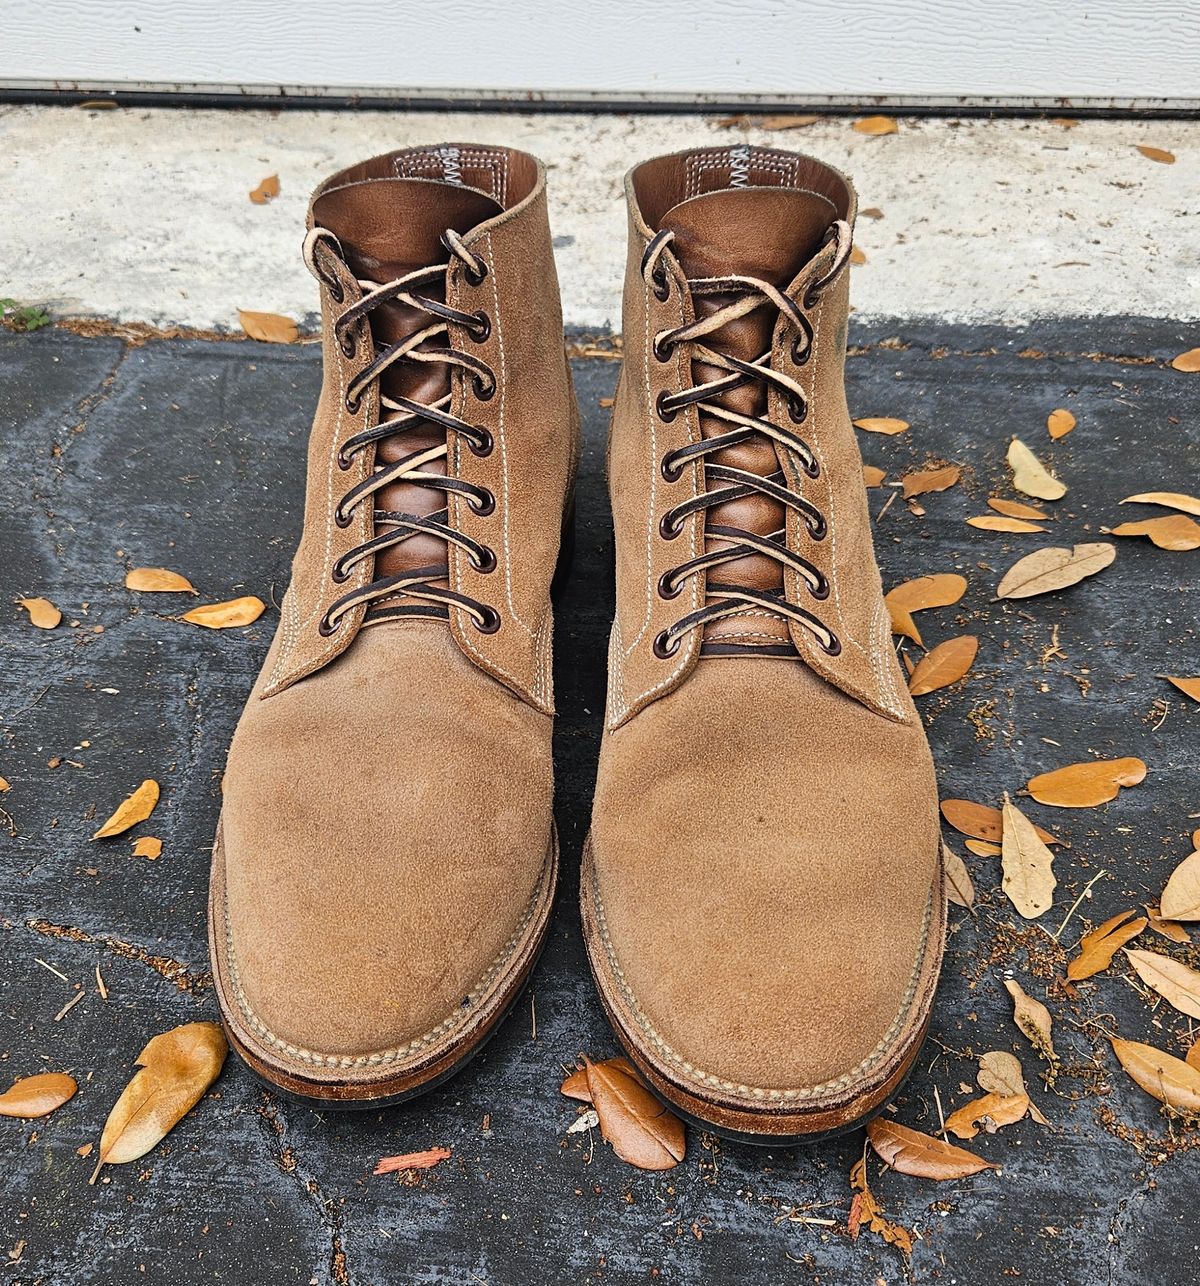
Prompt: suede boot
<box><xmin>210</xmin><ymin>145</ymin><xmax>578</xmax><ymax>1104</ymax></box>
<box><xmin>583</xmin><ymin>146</ymin><xmax>945</xmax><ymax>1141</ymax></box>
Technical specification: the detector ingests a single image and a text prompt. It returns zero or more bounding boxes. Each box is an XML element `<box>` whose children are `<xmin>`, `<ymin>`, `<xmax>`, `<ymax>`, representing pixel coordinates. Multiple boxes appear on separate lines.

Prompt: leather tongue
<box><xmin>312</xmin><ymin>177</ymin><xmax>503</xmax><ymax>587</ymax></box>
<box><xmin>659</xmin><ymin>187</ymin><xmax>837</xmax><ymax>650</ymax></box>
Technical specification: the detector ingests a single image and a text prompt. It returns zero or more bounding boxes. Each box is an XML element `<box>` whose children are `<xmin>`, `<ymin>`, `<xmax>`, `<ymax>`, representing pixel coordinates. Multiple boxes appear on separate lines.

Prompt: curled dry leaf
<box><xmin>1163</xmin><ymin>676</ymin><xmax>1200</xmax><ymax>702</ymax></box>
<box><xmin>248</xmin><ymin>174</ymin><xmax>281</xmax><ymax>204</ymax></box>
<box><xmin>853</xmin><ymin>416</ymin><xmax>908</xmax><ymax>435</ymax></box>
<box><xmin>1120</xmin><ymin>491</ymin><xmax>1200</xmax><ymax>517</ymax></box>
<box><xmin>908</xmin><ymin>636</ymin><xmax>978</xmax><ymax>697</ymax></box>
<box><xmin>996</xmin><ymin>542</ymin><xmax>1116</xmax><ymax>599</ymax></box>
<box><xmin>1136</xmin><ymin>145</ymin><xmax>1175</xmax><ymax>164</ymax></box>
<box><xmin>853</xmin><ymin>115</ymin><xmax>899</xmax><ymax>136</ymax></box>
<box><xmin>977</xmin><ymin>1051</ymin><xmax>1050</xmax><ymax>1125</ymax></box>
<box><xmin>0</xmin><ymin>1072</ymin><xmax>78</xmax><ymax>1119</ymax></box>
<box><xmin>1144</xmin><ymin>903</ymin><xmax>1190</xmax><ymax>944</ymax></box>
<box><xmin>865</xmin><ymin>1117</ymin><xmax>995</xmax><ymax>1179</ymax></box>
<box><xmin>967</xmin><ymin>515</ymin><xmax>1046</xmax><ymax>533</ymax></box>
<box><xmin>1109</xmin><ymin>515</ymin><xmax>1200</xmax><ymax>551</ymax></box>
<box><xmin>1001</xmin><ymin>794</ymin><xmax>1056</xmax><ymax>919</ymax></box>
<box><xmin>1169</xmin><ymin>347</ymin><xmax>1200</xmax><ymax>373</ymax></box>
<box><xmin>583</xmin><ymin>1056</ymin><xmax>685</xmax><ymax>1171</ymax></box>
<box><xmin>850</xmin><ymin>245</ymin><xmax>868</xmax><ymax>265</ymax></box>
<box><xmin>901</xmin><ymin>464</ymin><xmax>960</xmax><ymax>499</ymax></box>
<box><xmin>941</xmin><ymin>798</ymin><xmax>1058</xmax><ymax>846</ymax></box>
<box><xmin>966</xmin><ymin>838</ymin><xmax>1002</xmax><ymax>857</ymax></box>
<box><xmin>942</xmin><ymin>843</ymin><xmax>975</xmax><ymax>909</ymax></box>
<box><xmin>944</xmin><ymin>1091</ymin><xmax>1028</xmax><ymax>1139</ymax></box>
<box><xmin>131</xmin><ymin>836</ymin><xmax>163</xmax><ymax>860</ymax></box>
<box><xmin>1046</xmin><ymin>408</ymin><xmax>1076</xmax><ymax>439</ymax></box>
<box><xmin>1004</xmin><ymin>980</ymin><xmax>1058</xmax><ymax>1066</ymax></box>
<box><xmin>1066</xmin><ymin>910</ymin><xmax>1147</xmax><ymax>981</ymax></box>
<box><xmin>989</xmin><ymin>497</ymin><xmax>1046</xmax><ymax>520</ymax></box>
<box><xmin>1026</xmin><ymin>757</ymin><xmax>1146</xmax><ymax>809</ymax></box>
<box><xmin>862</xmin><ymin>465</ymin><xmax>886</xmax><ymax>488</ymax></box>
<box><xmin>180</xmin><ymin>596</ymin><xmax>266</xmax><ymax>629</ymax></box>
<box><xmin>92</xmin><ymin>1021</ymin><xmax>227</xmax><ymax>1179</ymax></box>
<box><xmin>92</xmin><ymin>779</ymin><xmax>160</xmax><ymax>840</ymax></box>
<box><xmin>1125</xmin><ymin>949</ymin><xmax>1200</xmax><ymax>1020</ymax></box>
<box><xmin>849</xmin><ymin>1156</ymin><xmax>914</xmax><ymax>1256</ymax></box>
<box><xmin>374</xmin><ymin>1147</ymin><xmax>450</xmax><ymax>1175</ymax></box>
<box><xmin>884</xmin><ymin>573</ymin><xmax>967</xmax><ymax>647</ymax></box>
<box><xmin>238</xmin><ymin>309</ymin><xmax>299</xmax><ymax>344</ymax></box>
<box><xmin>17</xmin><ymin>597</ymin><xmax>61</xmax><ymax>629</ymax></box>
<box><xmin>125</xmin><ymin>567</ymin><xmax>196</xmax><ymax>593</ymax></box>
<box><xmin>1161</xmin><ymin>849</ymin><xmax>1200</xmax><ymax>921</ymax></box>
<box><xmin>1190</xmin><ymin>1041</ymin><xmax>1200</xmax><ymax>1073</ymax></box>
<box><xmin>559</xmin><ymin>1055</ymin><xmax>638</xmax><ymax>1103</ymax></box>
<box><xmin>1111</xmin><ymin>1038</ymin><xmax>1200</xmax><ymax>1114</ymax></box>
<box><xmin>1007</xmin><ymin>439</ymin><xmax>1066</xmax><ymax>500</ymax></box>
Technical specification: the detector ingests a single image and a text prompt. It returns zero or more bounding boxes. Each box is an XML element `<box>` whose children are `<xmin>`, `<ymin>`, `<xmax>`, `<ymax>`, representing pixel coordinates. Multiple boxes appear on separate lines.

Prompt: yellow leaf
<box><xmin>1004</xmin><ymin>979</ymin><xmax>1058</xmax><ymax>1066</ymax></box>
<box><xmin>901</xmin><ymin>464</ymin><xmax>960</xmax><ymax>499</ymax></box>
<box><xmin>238</xmin><ymin>309</ymin><xmax>298</xmax><ymax>344</ymax></box>
<box><xmin>1136</xmin><ymin>145</ymin><xmax>1175</xmax><ymax>164</ymax></box>
<box><xmin>0</xmin><ymin>1072</ymin><xmax>78</xmax><ymax>1119</ymax></box>
<box><xmin>583</xmin><ymin>1056</ymin><xmax>685</xmax><ymax>1171</ymax></box>
<box><xmin>853</xmin><ymin>115</ymin><xmax>899</xmax><ymax>136</ymax></box>
<box><xmin>965</xmin><ymin>838</ymin><xmax>1002</xmax><ymax>857</ymax></box>
<box><xmin>1001</xmin><ymin>793</ymin><xmax>1057</xmax><ymax>918</ymax></box>
<box><xmin>865</xmin><ymin>1118</ymin><xmax>995</xmax><ymax>1179</ymax></box>
<box><xmin>132</xmin><ymin>836</ymin><xmax>163</xmax><ymax>860</ymax></box>
<box><xmin>853</xmin><ymin>416</ymin><xmax>909</xmax><ymax>435</ymax></box>
<box><xmin>248</xmin><ymin>174</ymin><xmax>280</xmax><ymax>205</ymax></box>
<box><xmin>862</xmin><ymin>465</ymin><xmax>886</xmax><ymax>489</ymax></box>
<box><xmin>1046</xmin><ymin>408</ymin><xmax>1076</xmax><ymax>439</ymax></box>
<box><xmin>884</xmin><ymin>573</ymin><xmax>967</xmax><ymax>646</ymax></box>
<box><xmin>1109</xmin><ymin>515</ymin><xmax>1200</xmax><ymax>551</ymax></box>
<box><xmin>1066</xmin><ymin>911</ymin><xmax>1147</xmax><ymax>980</ymax></box>
<box><xmin>1007</xmin><ymin>438</ymin><xmax>1066</xmax><ymax>500</ymax></box>
<box><xmin>180</xmin><ymin>596</ymin><xmax>266</xmax><ymax>629</ymax></box>
<box><xmin>908</xmin><ymin>635</ymin><xmax>978</xmax><ymax>697</ymax></box>
<box><xmin>1111</xmin><ymin>1037</ymin><xmax>1200</xmax><ymax>1113</ymax></box>
<box><xmin>92</xmin><ymin>1022</ymin><xmax>227</xmax><ymax>1179</ymax></box>
<box><xmin>1161</xmin><ymin>850</ymin><xmax>1200</xmax><ymax>921</ymax></box>
<box><xmin>996</xmin><ymin>542</ymin><xmax>1116</xmax><ymax>599</ymax></box>
<box><xmin>1170</xmin><ymin>347</ymin><xmax>1200</xmax><ymax>372</ymax></box>
<box><xmin>124</xmin><ymin>567</ymin><xmax>197</xmax><ymax>594</ymax></box>
<box><xmin>942</xmin><ymin>843</ymin><xmax>975</xmax><ymax>909</ymax></box>
<box><xmin>1120</xmin><ymin>491</ymin><xmax>1200</xmax><ymax>517</ymax></box>
<box><xmin>849</xmin><ymin>244</ymin><xmax>868</xmax><ymax>265</ymax></box>
<box><xmin>1189</xmin><ymin>1041</ymin><xmax>1200</xmax><ymax>1072</ymax></box>
<box><xmin>848</xmin><ymin>1156</ymin><xmax>914</xmax><ymax>1255</ymax></box>
<box><xmin>92</xmin><ymin>779</ymin><xmax>160</xmax><ymax>840</ymax></box>
<box><xmin>944</xmin><ymin>1091</ymin><xmax>1028</xmax><ymax>1139</ymax></box>
<box><xmin>988</xmin><ymin>497</ymin><xmax>1046</xmax><ymax>520</ymax></box>
<box><xmin>1163</xmin><ymin>676</ymin><xmax>1200</xmax><ymax>702</ymax></box>
<box><xmin>17</xmin><ymin>597</ymin><xmax>61</xmax><ymax>629</ymax></box>
<box><xmin>1125</xmin><ymin>948</ymin><xmax>1200</xmax><ymax>1019</ymax></box>
<box><xmin>1026</xmin><ymin>757</ymin><xmax>1146</xmax><ymax>809</ymax></box>
<box><xmin>966</xmin><ymin>516</ymin><xmax>1046</xmax><ymax>533</ymax></box>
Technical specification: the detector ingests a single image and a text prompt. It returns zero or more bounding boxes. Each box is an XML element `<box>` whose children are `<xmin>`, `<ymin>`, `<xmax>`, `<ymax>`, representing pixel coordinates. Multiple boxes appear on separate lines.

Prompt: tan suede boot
<box><xmin>583</xmin><ymin>146</ymin><xmax>945</xmax><ymax>1141</ymax></box>
<box><xmin>209</xmin><ymin>145</ymin><xmax>578</xmax><ymax>1105</ymax></box>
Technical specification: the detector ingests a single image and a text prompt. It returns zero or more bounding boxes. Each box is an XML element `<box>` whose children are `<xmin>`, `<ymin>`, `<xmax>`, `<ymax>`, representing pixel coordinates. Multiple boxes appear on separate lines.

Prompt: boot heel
<box><xmin>551</xmin><ymin>491</ymin><xmax>577</xmax><ymax>601</ymax></box>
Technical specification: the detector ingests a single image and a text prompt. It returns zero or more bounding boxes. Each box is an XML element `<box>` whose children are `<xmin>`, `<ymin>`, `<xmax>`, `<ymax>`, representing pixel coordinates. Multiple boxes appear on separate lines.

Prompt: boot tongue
<box><xmin>312</xmin><ymin>177</ymin><xmax>503</xmax><ymax>587</ymax></box>
<box><xmin>659</xmin><ymin>187</ymin><xmax>838</xmax><ymax>651</ymax></box>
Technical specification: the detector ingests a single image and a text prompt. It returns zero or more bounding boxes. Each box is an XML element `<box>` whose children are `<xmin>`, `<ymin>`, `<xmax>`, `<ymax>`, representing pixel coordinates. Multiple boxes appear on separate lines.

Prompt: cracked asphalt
<box><xmin>1</xmin><ymin>318</ymin><xmax>1198</xmax><ymax>1285</ymax></box>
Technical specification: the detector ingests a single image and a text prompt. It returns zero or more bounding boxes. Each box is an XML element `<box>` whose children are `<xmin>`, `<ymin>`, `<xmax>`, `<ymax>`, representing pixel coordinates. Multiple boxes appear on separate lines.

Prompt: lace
<box><xmin>640</xmin><ymin>221</ymin><xmax>852</xmax><ymax>660</ymax></box>
<box><xmin>303</xmin><ymin>227</ymin><xmax>501</xmax><ymax>637</ymax></box>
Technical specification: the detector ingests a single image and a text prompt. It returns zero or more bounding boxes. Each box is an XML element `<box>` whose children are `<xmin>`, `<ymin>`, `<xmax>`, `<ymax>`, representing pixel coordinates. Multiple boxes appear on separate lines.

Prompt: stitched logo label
<box><xmin>727</xmin><ymin>145</ymin><xmax>752</xmax><ymax>188</ymax></box>
<box><xmin>437</xmin><ymin>145</ymin><xmax>464</xmax><ymax>186</ymax></box>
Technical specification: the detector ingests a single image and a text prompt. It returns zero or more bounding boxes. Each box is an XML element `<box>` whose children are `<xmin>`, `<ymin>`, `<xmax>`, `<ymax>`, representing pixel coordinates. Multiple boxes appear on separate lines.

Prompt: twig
<box><xmin>933</xmin><ymin>1085</ymin><xmax>948</xmax><ymax>1142</ymax></box>
<box><xmin>1051</xmin><ymin>869</ymin><xmax>1109</xmax><ymax>941</ymax></box>
<box><xmin>876</xmin><ymin>490</ymin><xmax>899</xmax><ymax>523</ymax></box>
<box><xmin>54</xmin><ymin>990</ymin><xmax>86</xmax><ymax>1021</ymax></box>
<box><xmin>95</xmin><ymin>964</ymin><xmax>108</xmax><ymax>1001</ymax></box>
<box><xmin>530</xmin><ymin>991</ymin><xmax>537</xmax><ymax>1041</ymax></box>
<box><xmin>34</xmin><ymin>957</ymin><xmax>68</xmax><ymax>982</ymax></box>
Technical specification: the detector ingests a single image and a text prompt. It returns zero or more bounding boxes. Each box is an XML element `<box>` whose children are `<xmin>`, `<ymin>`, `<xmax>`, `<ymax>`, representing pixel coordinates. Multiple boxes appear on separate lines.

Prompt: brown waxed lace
<box><xmin>640</xmin><ymin>222</ymin><xmax>852</xmax><ymax>660</ymax></box>
<box><xmin>303</xmin><ymin>227</ymin><xmax>502</xmax><ymax>637</ymax></box>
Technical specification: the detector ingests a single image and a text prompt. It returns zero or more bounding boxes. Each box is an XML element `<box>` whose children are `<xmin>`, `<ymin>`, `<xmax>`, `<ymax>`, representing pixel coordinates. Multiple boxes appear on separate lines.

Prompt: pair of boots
<box><xmin>208</xmin><ymin>142</ymin><xmax>945</xmax><ymax>1143</ymax></box>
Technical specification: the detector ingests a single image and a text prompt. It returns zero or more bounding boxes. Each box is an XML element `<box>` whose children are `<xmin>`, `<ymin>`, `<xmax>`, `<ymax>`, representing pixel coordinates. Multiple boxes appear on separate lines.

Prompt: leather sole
<box><xmin>579</xmin><ymin>834</ymin><xmax>946</xmax><ymax>1145</ymax></box>
<box><xmin>208</xmin><ymin>825</ymin><xmax>558</xmax><ymax>1109</ymax></box>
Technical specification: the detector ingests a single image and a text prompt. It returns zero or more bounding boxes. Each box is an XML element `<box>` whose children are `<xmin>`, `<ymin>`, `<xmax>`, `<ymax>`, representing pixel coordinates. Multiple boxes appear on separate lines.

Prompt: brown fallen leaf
<box><xmin>180</xmin><ymin>596</ymin><xmax>266</xmax><ymax>629</ymax></box>
<box><xmin>1161</xmin><ymin>849</ymin><xmax>1200</xmax><ymax>921</ymax></box>
<box><xmin>583</xmin><ymin>1056</ymin><xmax>685</xmax><ymax>1171</ymax></box>
<box><xmin>908</xmin><ymin>636</ymin><xmax>978</xmax><ymax>697</ymax></box>
<box><xmin>1136</xmin><ymin>145</ymin><xmax>1175</xmax><ymax>164</ymax></box>
<box><xmin>996</xmin><ymin>542</ymin><xmax>1116</xmax><ymax>599</ymax></box>
<box><xmin>849</xmin><ymin>245</ymin><xmax>868</xmax><ymax>266</ymax></box>
<box><xmin>374</xmin><ymin>1147</ymin><xmax>451</xmax><ymax>1175</ymax></box>
<box><xmin>977</xmin><ymin>1051</ymin><xmax>1050</xmax><ymax>1125</ymax></box>
<box><xmin>1170</xmin><ymin>347</ymin><xmax>1200</xmax><ymax>373</ymax></box>
<box><xmin>1111</xmin><ymin>1037</ymin><xmax>1200</xmax><ymax>1113</ymax></box>
<box><xmin>1026</xmin><ymin>757</ymin><xmax>1146</xmax><ymax>809</ymax></box>
<box><xmin>942</xmin><ymin>843</ymin><xmax>975</xmax><ymax>909</ymax></box>
<box><xmin>1144</xmin><ymin>903</ymin><xmax>1190</xmax><ymax>944</ymax></box>
<box><xmin>1066</xmin><ymin>911</ymin><xmax>1147</xmax><ymax>981</ymax></box>
<box><xmin>17</xmin><ymin>597</ymin><xmax>62</xmax><ymax>629</ymax></box>
<box><xmin>967</xmin><ymin>515</ymin><xmax>1046</xmax><ymax>534</ymax></box>
<box><xmin>238</xmin><ymin>309</ymin><xmax>298</xmax><ymax>344</ymax></box>
<box><xmin>1004</xmin><ymin>979</ymin><xmax>1058</xmax><ymax>1067</ymax></box>
<box><xmin>988</xmin><ymin>497</ymin><xmax>1046</xmax><ymax>520</ymax></box>
<box><xmin>1120</xmin><ymin>491</ymin><xmax>1200</xmax><ymax>517</ymax></box>
<box><xmin>0</xmin><ymin>777</ymin><xmax>9</xmax><ymax>792</ymax></box>
<box><xmin>1189</xmin><ymin>1041</ymin><xmax>1200</xmax><ymax>1072</ymax></box>
<box><xmin>865</xmin><ymin>1118</ymin><xmax>995</xmax><ymax>1179</ymax></box>
<box><xmin>853</xmin><ymin>415</ymin><xmax>908</xmax><ymax>435</ymax></box>
<box><xmin>1046</xmin><ymin>408</ymin><xmax>1076</xmax><ymax>439</ymax></box>
<box><xmin>0</xmin><ymin>1072</ymin><xmax>78</xmax><ymax>1119</ymax></box>
<box><xmin>1163</xmin><ymin>676</ymin><xmax>1200</xmax><ymax>702</ymax></box>
<box><xmin>884</xmin><ymin>574</ymin><xmax>967</xmax><ymax>647</ymax></box>
<box><xmin>860</xmin><ymin>207</ymin><xmax>884</xmax><ymax>219</ymax></box>
<box><xmin>966</xmin><ymin>838</ymin><xmax>1002</xmax><ymax>858</ymax></box>
<box><xmin>941</xmin><ymin>798</ymin><xmax>1058</xmax><ymax>846</ymax></box>
<box><xmin>853</xmin><ymin>115</ymin><xmax>898</xmax><ymax>136</ymax></box>
<box><xmin>1125</xmin><ymin>949</ymin><xmax>1200</xmax><ymax>1020</ymax></box>
<box><xmin>944</xmin><ymin>1091</ymin><xmax>1029</xmax><ymax>1139</ymax></box>
<box><xmin>131</xmin><ymin>836</ymin><xmax>163</xmax><ymax>860</ymax></box>
<box><xmin>848</xmin><ymin>1156</ymin><xmax>913</xmax><ymax>1255</ymax></box>
<box><xmin>901</xmin><ymin>464</ymin><xmax>960</xmax><ymax>499</ymax></box>
<box><xmin>862</xmin><ymin>465</ymin><xmax>886</xmax><ymax>488</ymax></box>
<box><xmin>125</xmin><ymin>567</ymin><xmax>197</xmax><ymax>594</ymax></box>
<box><xmin>249</xmin><ymin>174</ymin><xmax>281</xmax><ymax>205</ymax></box>
<box><xmin>1108</xmin><ymin>515</ymin><xmax>1200</xmax><ymax>551</ymax></box>
<box><xmin>92</xmin><ymin>1021</ymin><xmax>227</xmax><ymax>1180</ymax></box>
<box><xmin>560</xmin><ymin>1055</ymin><xmax>638</xmax><ymax>1103</ymax></box>
<box><xmin>1007</xmin><ymin>439</ymin><xmax>1066</xmax><ymax>500</ymax></box>
<box><xmin>1001</xmin><ymin>794</ymin><xmax>1056</xmax><ymax>919</ymax></box>
<box><xmin>92</xmin><ymin>779</ymin><xmax>160</xmax><ymax>840</ymax></box>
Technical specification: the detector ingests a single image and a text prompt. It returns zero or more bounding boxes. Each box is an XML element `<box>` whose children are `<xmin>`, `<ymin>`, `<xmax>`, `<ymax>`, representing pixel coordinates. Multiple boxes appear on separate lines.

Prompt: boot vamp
<box><xmin>591</xmin><ymin>657</ymin><xmax>939</xmax><ymax>1092</ymax></box>
<box><xmin>219</xmin><ymin>623</ymin><xmax>553</xmax><ymax>1057</ymax></box>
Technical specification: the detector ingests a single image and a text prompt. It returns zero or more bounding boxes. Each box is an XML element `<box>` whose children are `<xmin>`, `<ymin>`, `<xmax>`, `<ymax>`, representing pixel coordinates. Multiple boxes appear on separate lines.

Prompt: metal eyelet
<box><xmin>331</xmin><ymin>559</ymin><xmax>350</xmax><ymax>585</ymax></box>
<box><xmin>660</xmin><ymin>452</ymin><xmax>683</xmax><ymax>483</ymax></box>
<box><xmin>344</xmin><ymin>390</ymin><xmax>361</xmax><ymax>415</ymax></box>
<box><xmin>468</xmin><ymin>310</ymin><xmax>491</xmax><ymax>342</ymax></box>
<box><xmin>809</xmin><ymin>574</ymin><xmax>830</xmax><ymax>601</ymax></box>
<box><xmin>469</xmin><ymin>427</ymin><xmax>494</xmax><ymax>457</ymax></box>
<box><xmin>820</xmin><ymin>632</ymin><xmax>842</xmax><ymax>657</ymax></box>
<box><xmin>465</xmin><ymin>260</ymin><xmax>488</xmax><ymax>287</ymax></box>
<box><xmin>788</xmin><ymin>395</ymin><xmax>808</xmax><ymax>424</ymax></box>
<box><xmin>339</xmin><ymin>330</ymin><xmax>356</xmax><ymax>360</ymax></box>
<box><xmin>808</xmin><ymin>512</ymin><xmax>828</xmax><ymax>541</ymax></box>
<box><xmin>653</xmin><ymin>332</ymin><xmax>675</xmax><ymax>363</ymax></box>
<box><xmin>334</xmin><ymin>505</ymin><xmax>353</xmax><ymax>529</ymax></box>
<box><xmin>336</xmin><ymin>445</ymin><xmax>355</xmax><ymax>471</ymax></box>
<box><xmin>657</xmin><ymin>571</ymin><xmax>681</xmax><ymax>600</ymax></box>
<box><xmin>471</xmin><ymin>546</ymin><xmax>497</xmax><ymax>573</ymax></box>
<box><xmin>317</xmin><ymin>613</ymin><xmax>338</xmax><ymax>637</ymax></box>
<box><xmin>328</xmin><ymin>279</ymin><xmax>345</xmax><ymax>304</ymax></box>
<box><xmin>802</xmin><ymin>456</ymin><xmax>820</xmax><ymax>480</ymax></box>
<box><xmin>473</xmin><ymin>605</ymin><xmax>501</xmax><ymax>634</ymax></box>
<box><xmin>659</xmin><ymin>511</ymin><xmax>682</xmax><ymax>540</ymax></box>
<box><xmin>653</xmin><ymin>629</ymin><xmax>680</xmax><ymax>659</ymax></box>
<box><xmin>656</xmin><ymin>389</ymin><xmax>679</xmax><ymax>423</ymax></box>
<box><xmin>470</xmin><ymin>488</ymin><xmax>496</xmax><ymax>517</ymax></box>
<box><xmin>803</xmin><ymin>287</ymin><xmax>823</xmax><ymax>311</ymax></box>
<box><xmin>472</xmin><ymin>373</ymin><xmax>496</xmax><ymax>402</ymax></box>
<box><xmin>651</xmin><ymin>270</ymin><xmax>670</xmax><ymax>303</ymax></box>
<box><xmin>791</xmin><ymin>336</ymin><xmax>812</xmax><ymax>365</ymax></box>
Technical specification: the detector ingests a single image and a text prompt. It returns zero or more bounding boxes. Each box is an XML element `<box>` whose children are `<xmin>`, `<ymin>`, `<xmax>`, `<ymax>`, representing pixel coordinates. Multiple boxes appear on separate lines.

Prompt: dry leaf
<box><xmin>560</xmin><ymin>1055</ymin><xmax>637</xmax><ymax>1102</ymax></box>
<box><xmin>1144</xmin><ymin>904</ymin><xmax>1190</xmax><ymax>944</ymax></box>
<box><xmin>848</xmin><ymin>1156</ymin><xmax>913</xmax><ymax>1255</ymax></box>
<box><xmin>238</xmin><ymin>309</ymin><xmax>298</xmax><ymax>344</ymax></box>
<box><xmin>92</xmin><ymin>1021</ymin><xmax>227</xmax><ymax>1178</ymax></box>
<box><xmin>853</xmin><ymin>115</ymin><xmax>898</xmax><ymax>136</ymax></box>
<box><xmin>884</xmin><ymin>574</ymin><xmax>967</xmax><ymax>646</ymax></box>
<box><xmin>853</xmin><ymin>416</ymin><xmax>909</xmax><ymax>435</ymax></box>
<box><xmin>1163</xmin><ymin>676</ymin><xmax>1200</xmax><ymax>702</ymax></box>
<box><xmin>967</xmin><ymin>516</ymin><xmax>1046</xmax><ymax>533</ymax></box>
<box><xmin>759</xmin><ymin>113</ymin><xmax>820</xmax><ymax>129</ymax></box>
<box><xmin>374</xmin><ymin>1147</ymin><xmax>450</xmax><ymax>1175</ymax></box>
<box><xmin>862</xmin><ymin>465</ymin><xmax>886</xmax><ymax>488</ymax></box>
<box><xmin>1004</xmin><ymin>979</ymin><xmax>1058</xmax><ymax>1065</ymax></box>
<box><xmin>1170</xmin><ymin>348</ymin><xmax>1200</xmax><ymax>373</ymax></box>
<box><xmin>92</xmin><ymin>779</ymin><xmax>160</xmax><ymax>840</ymax></box>
<box><xmin>942</xmin><ymin>843</ymin><xmax>975</xmax><ymax>909</ymax></box>
<box><xmin>0</xmin><ymin>1072</ymin><xmax>78</xmax><ymax>1119</ymax></box>
<box><xmin>995</xmin><ymin>542</ymin><xmax>1116</xmax><ymax>599</ymax></box>
<box><xmin>944</xmin><ymin>1091</ymin><xmax>1029</xmax><ymax>1139</ymax></box>
<box><xmin>1046</xmin><ymin>408</ymin><xmax>1076</xmax><ymax>439</ymax></box>
<box><xmin>1007</xmin><ymin>439</ymin><xmax>1066</xmax><ymax>500</ymax></box>
<box><xmin>1125</xmin><ymin>949</ymin><xmax>1200</xmax><ymax>1019</ymax></box>
<box><xmin>1189</xmin><ymin>1041</ymin><xmax>1200</xmax><ymax>1072</ymax></box>
<box><xmin>583</xmin><ymin>1057</ymin><xmax>685</xmax><ymax>1171</ymax></box>
<box><xmin>132</xmin><ymin>836</ymin><xmax>163</xmax><ymax>860</ymax></box>
<box><xmin>1136</xmin><ymin>145</ymin><xmax>1175</xmax><ymax>164</ymax></box>
<box><xmin>860</xmin><ymin>206</ymin><xmax>884</xmax><ymax>219</ymax></box>
<box><xmin>249</xmin><ymin>174</ymin><xmax>280</xmax><ymax>205</ymax></box>
<box><xmin>901</xmin><ymin>464</ymin><xmax>960</xmax><ymax>499</ymax></box>
<box><xmin>908</xmin><ymin>636</ymin><xmax>978</xmax><ymax>696</ymax></box>
<box><xmin>1120</xmin><ymin>491</ymin><xmax>1200</xmax><ymax>517</ymax></box>
<box><xmin>0</xmin><ymin>777</ymin><xmax>9</xmax><ymax>792</ymax></box>
<box><xmin>977</xmin><ymin>1051</ymin><xmax>1050</xmax><ymax>1125</ymax></box>
<box><xmin>125</xmin><ymin>567</ymin><xmax>196</xmax><ymax>594</ymax></box>
<box><xmin>1066</xmin><ymin>911</ymin><xmax>1147</xmax><ymax>980</ymax></box>
<box><xmin>180</xmin><ymin>596</ymin><xmax>266</xmax><ymax>629</ymax></box>
<box><xmin>966</xmin><ymin>838</ymin><xmax>1002</xmax><ymax>857</ymax></box>
<box><xmin>865</xmin><ymin>1118</ymin><xmax>995</xmax><ymax>1179</ymax></box>
<box><xmin>849</xmin><ymin>245</ymin><xmax>868</xmax><ymax>265</ymax></box>
<box><xmin>1161</xmin><ymin>850</ymin><xmax>1200</xmax><ymax>920</ymax></box>
<box><xmin>1109</xmin><ymin>515</ymin><xmax>1200</xmax><ymax>551</ymax></box>
<box><xmin>989</xmin><ymin>497</ymin><xmax>1046</xmax><ymax>520</ymax></box>
<box><xmin>1026</xmin><ymin>757</ymin><xmax>1146</xmax><ymax>809</ymax></box>
<box><xmin>17</xmin><ymin>597</ymin><xmax>61</xmax><ymax>629</ymax></box>
<box><xmin>941</xmin><ymin>798</ymin><xmax>1058</xmax><ymax>846</ymax></box>
<box><xmin>1001</xmin><ymin>794</ymin><xmax>1056</xmax><ymax>918</ymax></box>
<box><xmin>1111</xmin><ymin>1038</ymin><xmax>1200</xmax><ymax>1113</ymax></box>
